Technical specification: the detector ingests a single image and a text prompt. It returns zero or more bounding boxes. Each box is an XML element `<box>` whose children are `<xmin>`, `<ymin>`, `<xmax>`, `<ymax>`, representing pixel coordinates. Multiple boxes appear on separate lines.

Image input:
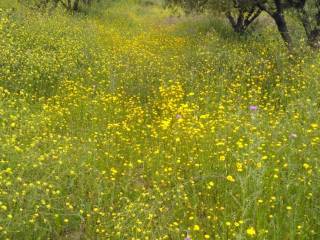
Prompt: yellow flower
<box><xmin>226</xmin><ymin>175</ymin><xmax>235</xmax><ymax>182</ymax></box>
<box><xmin>204</xmin><ymin>234</ymin><xmax>210</xmax><ymax>239</ymax></box>
<box><xmin>311</xmin><ymin>123</ymin><xmax>318</xmax><ymax>129</ymax></box>
<box><xmin>246</xmin><ymin>227</ymin><xmax>256</xmax><ymax>236</ymax></box>
<box><xmin>193</xmin><ymin>224</ymin><xmax>200</xmax><ymax>231</ymax></box>
<box><xmin>303</xmin><ymin>163</ymin><xmax>310</xmax><ymax>169</ymax></box>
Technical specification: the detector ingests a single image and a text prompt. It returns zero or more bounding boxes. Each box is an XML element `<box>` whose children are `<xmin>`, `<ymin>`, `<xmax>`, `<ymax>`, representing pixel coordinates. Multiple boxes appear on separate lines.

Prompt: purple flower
<box><xmin>249</xmin><ymin>105</ymin><xmax>258</xmax><ymax>111</ymax></box>
<box><xmin>176</xmin><ymin>114</ymin><xmax>183</xmax><ymax>119</ymax></box>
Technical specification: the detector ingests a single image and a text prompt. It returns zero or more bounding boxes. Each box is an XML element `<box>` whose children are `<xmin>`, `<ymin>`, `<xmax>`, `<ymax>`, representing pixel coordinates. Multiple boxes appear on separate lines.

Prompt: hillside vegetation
<box><xmin>0</xmin><ymin>0</ymin><xmax>319</xmax><ymax>239</ymax></box>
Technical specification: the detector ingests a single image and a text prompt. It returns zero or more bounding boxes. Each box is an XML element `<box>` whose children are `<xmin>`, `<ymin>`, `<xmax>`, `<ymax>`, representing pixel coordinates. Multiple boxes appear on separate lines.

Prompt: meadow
<box><xmin>0</xmin><ymin>0</ymin><xmax>319</xmax><ymax>239</ymax></box>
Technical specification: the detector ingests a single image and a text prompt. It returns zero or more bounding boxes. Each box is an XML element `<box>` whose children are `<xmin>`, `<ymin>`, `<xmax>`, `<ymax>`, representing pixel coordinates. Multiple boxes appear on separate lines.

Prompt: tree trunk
<box><xmin>226</xmin><ymin>10</ymin><xmax>252</xmax><ymax>34</ymax></box>
<box><xmin>307</xmin><ymin>29</ymin><xmax>320</xmax><ymax>48</ymax></box>
<box><xmin>257</xmin><ymin>0</ymin><xmax>293</xmax><ymax>50</ymax></box>
<box><xmin>67</xmin><ymin>0</ymin><xmax>71</xmax><ymax>10</ymax></box>
<box><xmin>235</xmin><ymin>10</ymin><xmax>245</xmax><ymax>33</ymax></box>
<box><xmin>73</xmin><ymin>0</ymin><xmax>80</xmax><ymax>11</ymax></box>
<box><xmin>272</xmin><ymin>12</ymin><xmax>293</xmax><ymax>50</ymax></box>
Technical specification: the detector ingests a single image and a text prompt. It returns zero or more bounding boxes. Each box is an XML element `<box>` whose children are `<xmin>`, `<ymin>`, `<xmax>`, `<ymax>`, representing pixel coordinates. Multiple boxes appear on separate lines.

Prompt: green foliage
<box><xmin>17</xmin><ymin>0</ymin><xmax>99</xmax><ymax>11</ymax></box>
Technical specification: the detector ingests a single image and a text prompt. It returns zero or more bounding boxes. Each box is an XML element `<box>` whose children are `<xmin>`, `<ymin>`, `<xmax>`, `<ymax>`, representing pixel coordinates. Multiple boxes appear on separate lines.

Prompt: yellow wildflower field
<box><xmin>0</xmin><ymin>0</ymin><xmax>319</xmax><ymax>239</ymax></box>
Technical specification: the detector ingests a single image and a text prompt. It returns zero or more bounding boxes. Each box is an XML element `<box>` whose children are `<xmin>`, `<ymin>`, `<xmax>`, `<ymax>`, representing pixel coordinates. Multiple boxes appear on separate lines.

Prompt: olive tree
<box><xmin>289</xmin><ymin>0</ymin><xmax>320</xmax><ymax>47</ymax></box>
<box><xmin>258</xmin><ymin>0</ymin><xmax>320</xmax><ymax>48</ymax></box>
<box><xmin>243</xmin><ymin>0</ymin><xmax>320</xmax><ymax>49</ymax></box>
<box><xmin>165</xmin><ymin>0</ymin><xmax>297</xmax><ymax>49</ymax></box>
<box><xmin>223</xmin><ymin>1</ymin><xmax>262</xmax><ymax>33</ymax></box>
<box><xmin>165</xmin><ymin>0</ymin><xmax>262</xmax><ymax>34</ymax></box>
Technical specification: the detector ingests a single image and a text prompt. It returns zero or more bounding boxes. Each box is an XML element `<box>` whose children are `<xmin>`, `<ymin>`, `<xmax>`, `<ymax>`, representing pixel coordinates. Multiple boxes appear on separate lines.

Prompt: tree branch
<box><xmin>245</xmin><ymin>8</ymin><xmax>262</xmax><ymax>27</ymax></box>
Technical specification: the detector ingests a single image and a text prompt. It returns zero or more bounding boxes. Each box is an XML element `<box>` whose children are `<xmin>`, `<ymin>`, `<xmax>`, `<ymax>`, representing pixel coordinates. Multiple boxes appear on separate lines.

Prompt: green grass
<box><xmin>0</xmin><ymin>0</ymin><xmax>319</xmax><ymax>239</ymax></box>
